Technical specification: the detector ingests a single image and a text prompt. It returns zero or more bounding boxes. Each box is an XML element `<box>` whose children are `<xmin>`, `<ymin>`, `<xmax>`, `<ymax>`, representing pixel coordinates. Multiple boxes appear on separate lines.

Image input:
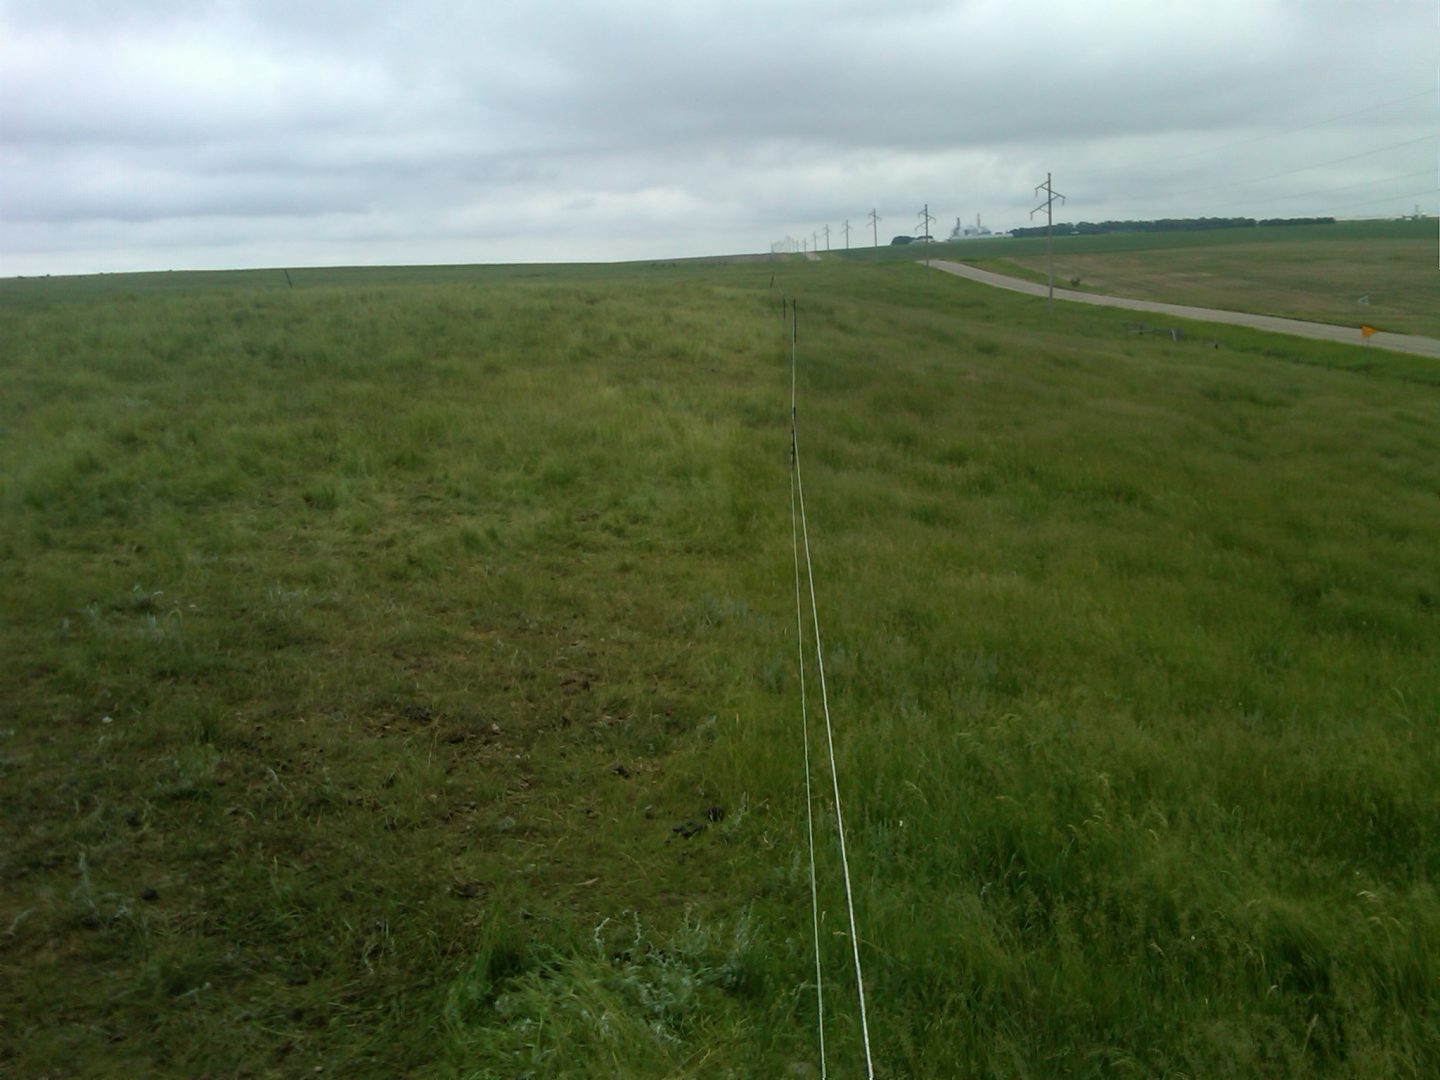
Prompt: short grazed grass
<box><xmin>2</xmin><ymin>255</ymin><xmax>1438</xmax><ymax>1076</ymax></box>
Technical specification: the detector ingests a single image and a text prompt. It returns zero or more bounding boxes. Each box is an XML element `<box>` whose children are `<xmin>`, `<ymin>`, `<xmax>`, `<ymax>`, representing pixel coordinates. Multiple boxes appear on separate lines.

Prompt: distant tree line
<box><xmin>1008</xmin><ymin>216</ymin><xmax>1335</xmax><ymax>239</ymax></box>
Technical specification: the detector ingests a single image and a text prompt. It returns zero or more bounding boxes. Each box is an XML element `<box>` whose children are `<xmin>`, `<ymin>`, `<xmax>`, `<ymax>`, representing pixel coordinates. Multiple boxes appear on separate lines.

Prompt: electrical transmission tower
<box><xmin>917</xmin><ymin>203</ymin><xmax>935</xmax><ymax>266</ymax></box>
<box><xmin>842</xmin><ymin>219</ymin><xmax>851</xmax><ymax>249</ymax></box>
<box><xmin>1031</xmin><ymin>172</ymin><xmax>1067</xmax><ymax>309</ymax></box>
<box><xmin>868</xmin><ymin>208</ymin><xmax>881</xmax><ymax>248</ymax></box>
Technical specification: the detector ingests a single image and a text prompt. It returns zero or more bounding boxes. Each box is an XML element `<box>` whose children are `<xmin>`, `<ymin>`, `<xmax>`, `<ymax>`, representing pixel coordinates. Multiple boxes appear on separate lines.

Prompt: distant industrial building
<box><xmin>948</xmin><ymin>214</ymin><xmax>993</xmax><ymax>240</ymax></box>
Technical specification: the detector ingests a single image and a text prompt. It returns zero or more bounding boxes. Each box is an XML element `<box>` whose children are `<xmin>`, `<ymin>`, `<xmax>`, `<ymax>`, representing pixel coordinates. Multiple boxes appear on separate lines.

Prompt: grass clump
<box><xmin>443</xmin><ymin>909</ymin><xmax>778</xmax><ymax>1075</ymax></box>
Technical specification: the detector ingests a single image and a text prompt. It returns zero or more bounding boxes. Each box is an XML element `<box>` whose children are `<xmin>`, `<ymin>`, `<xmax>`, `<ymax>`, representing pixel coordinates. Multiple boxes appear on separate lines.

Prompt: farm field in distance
<box><xmin>2</xmin><ymin>252</ymin><xmax>1439</xmax><ymax>1076</ymax></box>
<box><xmin>859</xmin><ymin>218</ymin><xmax>1440</xmax><ymax>339</ymax></box>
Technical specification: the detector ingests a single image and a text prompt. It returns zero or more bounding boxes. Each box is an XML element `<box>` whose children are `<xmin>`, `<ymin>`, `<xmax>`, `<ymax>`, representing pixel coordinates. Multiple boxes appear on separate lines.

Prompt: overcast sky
<box><xmin>2</xmin><ymin>0</ymin><xmax>1435</xmax><ymax>274</ymax></box>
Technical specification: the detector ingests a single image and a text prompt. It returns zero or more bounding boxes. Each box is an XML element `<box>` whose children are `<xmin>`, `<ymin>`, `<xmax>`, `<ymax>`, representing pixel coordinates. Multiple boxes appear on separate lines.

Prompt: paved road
<box><xmin>929</xmin><ymin>259</ymin><xmax>1440</xmax><ymax>360</ymax></box>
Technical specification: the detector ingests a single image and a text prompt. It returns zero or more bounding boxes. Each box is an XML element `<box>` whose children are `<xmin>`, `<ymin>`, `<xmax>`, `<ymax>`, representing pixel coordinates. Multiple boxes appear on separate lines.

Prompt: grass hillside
<box><xmin>2</xmin><ymin>257</ymin><xmax>1438</xmax><ymax>1076</ymax></box>
<box><xmin>845</xmin><ymin>219</ymin><xmax>1440</xmax><ymax>338</ymax></box>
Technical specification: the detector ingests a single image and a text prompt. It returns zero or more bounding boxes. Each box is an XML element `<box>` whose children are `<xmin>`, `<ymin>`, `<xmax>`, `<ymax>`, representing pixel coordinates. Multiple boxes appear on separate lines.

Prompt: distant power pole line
<box><xmin>842</xmin><ymin>219</ymin><xmax>852</xmax><ymax>249</ymax></box>
<box><xmin>823</xmin><ymin>224</ymin><xmax>831</xmax><ymax>251</ymax></box>
<box><xmin>868</xmin><ymin>208</ymin><xmax>881</xmax><ymax>248</ymax></box>
<box><xmin>812</xmin><ymin>230</ymin><xmax>819</xmax><ymax>254</ymax></box>
<box><xmin>917</xmin><ymin>203</ymin><xmax>935</xmax><ymax>266</ymax></box>
<box><xmin>1032</xmin><ymin>172</ymin><xmax>1067</xmax><ymax>309</ymax></box>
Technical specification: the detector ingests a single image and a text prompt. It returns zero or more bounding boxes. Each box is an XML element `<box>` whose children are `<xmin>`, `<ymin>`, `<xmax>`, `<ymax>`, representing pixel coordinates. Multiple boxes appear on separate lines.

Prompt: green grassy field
<box><xmin>845</xmin><ymin>219</ymin><xmax>1440</xmax><ymax>338</ymax></box>
<box><xmin>2</xmin><ymin>253</ymin><xmax>1439</xmax><ymax>1076</ymax></box>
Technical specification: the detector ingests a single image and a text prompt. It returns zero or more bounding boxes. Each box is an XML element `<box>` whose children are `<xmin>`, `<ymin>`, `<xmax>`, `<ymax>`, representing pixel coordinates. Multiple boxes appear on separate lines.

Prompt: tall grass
<box><xmin>2</xmin><ymin>257</ymin><xmax>1437</xmax><ymax>1075</ymax></box>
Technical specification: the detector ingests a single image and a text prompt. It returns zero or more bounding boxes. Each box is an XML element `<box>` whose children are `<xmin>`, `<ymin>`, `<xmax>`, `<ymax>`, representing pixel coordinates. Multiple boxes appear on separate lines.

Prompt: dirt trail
<box><xmin>929</xmin><ymin>259</ymin><xmax>1440</xmax><ymax>359</ymax></box>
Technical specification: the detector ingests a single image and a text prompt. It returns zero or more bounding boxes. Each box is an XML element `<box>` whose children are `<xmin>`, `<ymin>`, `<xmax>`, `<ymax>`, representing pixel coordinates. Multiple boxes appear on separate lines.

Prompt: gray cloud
<box><xmin>1</xmin><ymin>0</ymin><xmax>1433</xmax><ymax>273</ymax></box>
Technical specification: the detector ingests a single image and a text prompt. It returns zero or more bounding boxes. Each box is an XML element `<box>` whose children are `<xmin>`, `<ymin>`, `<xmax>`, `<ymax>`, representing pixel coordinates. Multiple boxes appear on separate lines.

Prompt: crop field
<box><xmin>851</xmin><ymin>219</ymin><xmax>1440</xmax><ymax>339</ymax></box>
<box><xmin>3</xmin><ymin>255</ymin><xmax>1439</xmax><ymax>1076</ymax></box>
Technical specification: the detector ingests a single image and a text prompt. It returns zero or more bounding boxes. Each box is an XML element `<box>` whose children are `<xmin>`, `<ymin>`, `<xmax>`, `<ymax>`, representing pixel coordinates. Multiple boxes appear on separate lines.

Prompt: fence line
<box><xmin>786</xmin><ymin>296</ymin><xmax>876</xmax><ymax>1078</ymax></box>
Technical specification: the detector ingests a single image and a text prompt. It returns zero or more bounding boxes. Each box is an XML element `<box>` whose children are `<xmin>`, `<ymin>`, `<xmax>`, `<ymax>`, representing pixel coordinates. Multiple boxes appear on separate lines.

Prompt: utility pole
<box><xmin>917</xmin><ymin>203</ymin><xmax>935</xmax><ymax>266</ymax></box>
<box><xmin>812</xmin><ymin>230</ymin><xmax>819</xmax><ymax>254</ymax></box>
<box><xmin>823</xmin><ymin>224</ymin><xmax>831</xmax><ymax>251</ymax></box>
<box><xmin>842</xmin><ymin>219</ymin><xmax>851</xmax><ymax>249</ymax></box>
<box><xmin>868</xmin><ymin>208</ymin><xmax>881</xmax><ymax>248</ymax></box>
<box><xmin>1031</xmin><ymin>172</ymin><xmax>1067</xmax><ymax>310</ymax></box>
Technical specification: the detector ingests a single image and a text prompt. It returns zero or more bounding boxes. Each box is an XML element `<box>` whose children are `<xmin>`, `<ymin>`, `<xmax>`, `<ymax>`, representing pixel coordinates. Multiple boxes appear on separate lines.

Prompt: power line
<box><xmin>1065</xmin><ymin>138</ymin><xmax>1435</xmax><ymax>222</ymax></box>
<box><xmin>1323</xmin><ymin>184</ymin><xmax>1438</xmax><ymax>214</ymax></box>
<box><xmin>868</xmin><ymin>208</ymin><xmax>881</xmax><ymax>248</ymax></box>
<box><xmin>1207</xmin><ymin>168</ymin><xmax>1436</xmax><ymax>211</ymax></box>
<box><xmin>1075</xmin><ymin>86</ymin><xmax>1433</xmax><ymax>183</ymax></box>
<box><xmin>1055</xmin><ymin>85</ymin><xmax>1435</xmax><ymax>221</ymax></box>
<box><xmin>917</xmin><ymin>203</ymin><xmax>935</xmax><ymax>266</ymax></box>
<box><xmin>1127</xmin><ymin>133</ymin><xmax>1440</xmax><ymax>206</ymax></box>
<box><xmin>1031</xmin><ymin>173</ymin><xmax>1066</xmax><ymax>309</ymax></box>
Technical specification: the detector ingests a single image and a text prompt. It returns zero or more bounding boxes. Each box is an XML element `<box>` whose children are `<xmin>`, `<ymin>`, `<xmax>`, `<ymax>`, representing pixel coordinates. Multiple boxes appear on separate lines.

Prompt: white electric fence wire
<box><xmin>791</xmin><ymin>360</ymin><xmax>828</xmax><ymax>1078</ymax></box>
<box><xmin>788</xmin><ymin>300</ymin><xmax>876</xmax><ymax>1078</ymax></box>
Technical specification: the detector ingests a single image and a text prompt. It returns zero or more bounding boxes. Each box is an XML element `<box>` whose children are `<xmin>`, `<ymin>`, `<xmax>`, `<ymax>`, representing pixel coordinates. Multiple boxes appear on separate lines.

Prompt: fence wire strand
<box><xmin>787</xmin><ymin>297</ymin><xmax>876</xmax><ymax>1078</ymax></box>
